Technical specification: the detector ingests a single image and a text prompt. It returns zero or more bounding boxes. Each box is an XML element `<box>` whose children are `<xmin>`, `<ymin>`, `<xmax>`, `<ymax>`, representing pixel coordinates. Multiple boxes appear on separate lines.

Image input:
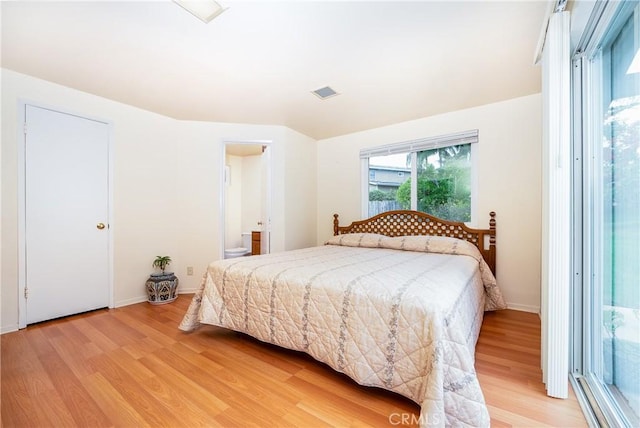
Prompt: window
<box><xmin>414</xmin><ymin>144</ymin><xmax>472</xmax><ymax>222</ymax></box>
<box><xmin>361</xmin><ymin>130</ymin><xmax>477</xmax><ymax>222</ymax></box>
<box><xmin>573</xmin><ymin>1</ymin><xmax>639</xmax><ymax>426</ymax></box>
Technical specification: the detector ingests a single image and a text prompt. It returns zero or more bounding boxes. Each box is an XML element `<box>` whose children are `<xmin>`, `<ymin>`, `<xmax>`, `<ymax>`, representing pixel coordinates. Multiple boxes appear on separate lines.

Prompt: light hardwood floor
<box><xmin>1</xmin><ymin>294</ymin><xmax>586</xmax><ymax>427</ymax></box>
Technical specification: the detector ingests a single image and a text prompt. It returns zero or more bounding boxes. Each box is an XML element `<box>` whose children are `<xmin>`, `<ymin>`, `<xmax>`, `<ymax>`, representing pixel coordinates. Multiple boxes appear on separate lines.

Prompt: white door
<box><xmin>260</xmin><ymin>145</ymin><xmax>271</xmax><ymax>254</ymax></box>
<box><xmin>25</xmin><ymin>105</ymin><xmax>110</xmax><ymax>324</ymax></box>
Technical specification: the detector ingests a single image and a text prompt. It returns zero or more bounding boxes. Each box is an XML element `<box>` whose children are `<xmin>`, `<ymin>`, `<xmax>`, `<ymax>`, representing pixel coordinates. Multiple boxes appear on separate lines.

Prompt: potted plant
<box><xmin>146</xmin><ymin>255</ymin><xmax>179</xmax><ymax>304</ymax></box>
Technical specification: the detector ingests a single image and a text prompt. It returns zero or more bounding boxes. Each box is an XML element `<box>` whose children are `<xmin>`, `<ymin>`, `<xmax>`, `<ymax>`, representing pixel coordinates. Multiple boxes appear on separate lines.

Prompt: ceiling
<box><xmin>1</xmin><ymin>1</ymin><xmax>547</xmax><ymax>140</ymax></box>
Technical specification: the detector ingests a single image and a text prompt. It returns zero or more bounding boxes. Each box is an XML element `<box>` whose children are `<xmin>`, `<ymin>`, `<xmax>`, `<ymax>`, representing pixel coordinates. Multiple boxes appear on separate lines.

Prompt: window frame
<box><xmin>571</xmin><ymin>1</ymin><xmax>639</xmax><ymax>426</ymax></box>
<box><xmin>360</xmin><ymin>130</ymin><xmax>479</xmax><ymax>225</ymax></box>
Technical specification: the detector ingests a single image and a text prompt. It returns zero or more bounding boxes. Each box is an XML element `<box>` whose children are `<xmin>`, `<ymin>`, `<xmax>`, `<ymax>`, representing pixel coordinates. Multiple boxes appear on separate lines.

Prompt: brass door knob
<box><xmin>97</xmin><ymin>223</ymin><xmax>106</xmax><ymax>230</ymax></box>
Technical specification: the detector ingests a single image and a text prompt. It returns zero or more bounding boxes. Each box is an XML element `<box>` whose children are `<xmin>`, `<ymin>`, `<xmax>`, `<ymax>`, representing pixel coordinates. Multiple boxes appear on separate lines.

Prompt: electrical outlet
<box><xmin>187</xmin><ymin>266</ymin><xmax>194</xmax><ymax>276</ymax></box>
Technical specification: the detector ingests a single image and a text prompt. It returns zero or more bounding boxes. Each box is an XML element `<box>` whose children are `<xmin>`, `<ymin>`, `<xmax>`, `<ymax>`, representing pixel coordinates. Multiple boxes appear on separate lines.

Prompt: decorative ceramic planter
<box><xmin>146</xmin><ymin>272</ymin><xmax>179</xmax><ymax>305</ymax></box>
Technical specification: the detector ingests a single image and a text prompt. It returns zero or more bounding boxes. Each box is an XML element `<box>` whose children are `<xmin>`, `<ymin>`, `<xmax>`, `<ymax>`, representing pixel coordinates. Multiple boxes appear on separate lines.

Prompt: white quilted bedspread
<box><xmin>180</xmin><ymin>234</ymin><xmax>506</xmax><ymax>427</ymax></box>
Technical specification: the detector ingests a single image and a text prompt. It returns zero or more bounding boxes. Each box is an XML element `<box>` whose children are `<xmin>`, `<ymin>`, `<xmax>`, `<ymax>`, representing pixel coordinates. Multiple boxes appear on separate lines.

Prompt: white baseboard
<box><xmin>114</xmin><ymin>296</ymin><xmax>148</xmax><ymax>308</ymax></box>
<box><xmin>1</xmin><ymin>323</ymin><xmax>20</xmax><ymax>335</ymax></box>
<box><xmin>506</xmin><ymin>302</ymin><xmax>540</xmax><ymax>314</ymax></box>
<box><xmin>115</xmin><ymin>289</ymin><xmax>197</xmax><ymax>308</ymax></box>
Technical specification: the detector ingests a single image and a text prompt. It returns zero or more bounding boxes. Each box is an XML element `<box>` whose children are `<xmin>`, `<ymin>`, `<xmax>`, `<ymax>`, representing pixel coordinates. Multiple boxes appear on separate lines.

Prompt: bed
<box><xmin>180</xmin><ymin>210</ymin><xmax>507</xmax><ymax>427</ymax></box>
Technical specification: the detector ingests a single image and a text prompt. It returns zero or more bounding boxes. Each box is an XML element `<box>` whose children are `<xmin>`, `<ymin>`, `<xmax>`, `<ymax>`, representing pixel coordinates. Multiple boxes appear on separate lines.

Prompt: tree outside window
<box><xmin>364</xmin><ymin>130</ymin><xmax>476</xmax><ymax>221</ymax></box>
<box><xmin>395</xmin><ymin>144</ymin><xmax>471</xmax><ymax>222</ymax></box>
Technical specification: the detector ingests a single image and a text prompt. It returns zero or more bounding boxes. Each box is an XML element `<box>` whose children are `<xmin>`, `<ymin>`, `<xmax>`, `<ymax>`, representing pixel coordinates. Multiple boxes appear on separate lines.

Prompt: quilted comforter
<box><xmin>180</xmin><ymin>234</ymin><xmax>506</xmax><ymax>427</ymax></box>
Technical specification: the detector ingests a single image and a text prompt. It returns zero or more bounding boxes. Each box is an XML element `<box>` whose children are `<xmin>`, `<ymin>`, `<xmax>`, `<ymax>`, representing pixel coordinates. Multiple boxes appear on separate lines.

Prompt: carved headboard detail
<box><xmin>333</xmin><ymin>210</ymin><xmax>496</xmax><ymax>274</ymax></box>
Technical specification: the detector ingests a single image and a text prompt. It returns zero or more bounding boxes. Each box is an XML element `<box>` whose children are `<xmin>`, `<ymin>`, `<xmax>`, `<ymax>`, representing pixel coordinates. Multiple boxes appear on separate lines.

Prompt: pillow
<box><xmin>327</xmin><ymin>233</ymin><xmax>481</xmax><ymax>261</ymax></box>
<box><xmin>325</xmin><ymin>233</ymin><xmax>386</xmax><ymax>248</ymax></box>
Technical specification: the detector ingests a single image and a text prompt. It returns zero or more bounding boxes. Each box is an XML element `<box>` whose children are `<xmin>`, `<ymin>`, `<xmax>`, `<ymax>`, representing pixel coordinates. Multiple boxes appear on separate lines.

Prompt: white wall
<box><xmin>283</xmin><ymin>127</ymin><xmax>318</xmax><ymax>251</ymax></box>
<box><xmin>241</xmin><ymin>155</ymin><xmax>261</xmax><ymax>234</ymax></box>
<box><xmin>1</xmin><ymin>69</ymin><xmax>317</xmax><ymax>333</ymax></box>
<box><xmin>317</xmin><ymin>94</ymin><xmax>542</xmax><ymax>313</ymax></box>
<box><xmin>225</xmin><ymin>154</ymin><xmax>243</xmax><ymax>248</ymax></box>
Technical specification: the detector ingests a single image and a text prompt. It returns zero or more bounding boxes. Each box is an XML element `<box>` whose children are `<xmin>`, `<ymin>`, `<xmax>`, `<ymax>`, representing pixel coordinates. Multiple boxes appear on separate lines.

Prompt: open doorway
<box><xmin>221</xmin><ymin>141</ymin><xmax>272</xmax><ymax>259</ymax></box>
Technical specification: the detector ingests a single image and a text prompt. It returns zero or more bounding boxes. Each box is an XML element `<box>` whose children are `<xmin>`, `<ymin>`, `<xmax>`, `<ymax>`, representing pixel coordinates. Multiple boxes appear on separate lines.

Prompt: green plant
<box><xmin>152</xmin><ymin>256</ymin><xmax>172</xmax><ymax>274</ymax></box>
<box><xmin>369</xmin><ymin>189</ymin><xmax>396</xmax><ymax>201</ymax></box>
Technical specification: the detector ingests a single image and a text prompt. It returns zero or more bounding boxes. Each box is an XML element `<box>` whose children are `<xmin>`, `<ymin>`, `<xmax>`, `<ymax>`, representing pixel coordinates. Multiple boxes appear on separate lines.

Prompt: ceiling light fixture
<box><xmin>173</xmin><ymin>0</ymin><xmax>227</xmax><ymax>23</ymax></box>
<box><xmin>312</xmin><ymin>86</ymin><xmax>339</xmax><ymax>100</ymax></box>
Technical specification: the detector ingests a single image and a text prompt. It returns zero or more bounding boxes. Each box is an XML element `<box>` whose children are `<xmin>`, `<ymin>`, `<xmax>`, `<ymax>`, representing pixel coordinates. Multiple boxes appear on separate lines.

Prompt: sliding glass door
<box><xmin>574</xmin><ymin>2</ymin><xmax>639</xmax><ymax>426</ymax></box>
<box><xmin>600</xmin><ymin>6</ymin><xmax>639</xmax><ymax>422</ymax></box>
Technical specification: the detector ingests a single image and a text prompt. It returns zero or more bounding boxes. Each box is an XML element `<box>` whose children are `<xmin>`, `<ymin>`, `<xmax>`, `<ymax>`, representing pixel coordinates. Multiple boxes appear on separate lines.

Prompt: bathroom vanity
<box><xmin>251</xmin><ymin>231</ymin><xmax>261</xmax><ymax>255</ymax></box>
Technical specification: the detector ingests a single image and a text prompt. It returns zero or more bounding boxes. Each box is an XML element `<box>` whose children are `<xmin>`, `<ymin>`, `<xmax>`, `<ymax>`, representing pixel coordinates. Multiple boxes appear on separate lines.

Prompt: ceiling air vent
<box><xmin>312</xmin><ymin>86</ymin><xmax>339</xmax><ymax>100</ymax></box>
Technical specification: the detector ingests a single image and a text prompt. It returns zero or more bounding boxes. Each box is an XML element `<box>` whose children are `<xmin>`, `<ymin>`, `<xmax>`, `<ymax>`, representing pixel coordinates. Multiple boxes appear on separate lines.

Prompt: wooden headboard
<box><xmin>333</xmin><ymin>210</ymin><xmax>496</xmax><ymax>274</ymax></box>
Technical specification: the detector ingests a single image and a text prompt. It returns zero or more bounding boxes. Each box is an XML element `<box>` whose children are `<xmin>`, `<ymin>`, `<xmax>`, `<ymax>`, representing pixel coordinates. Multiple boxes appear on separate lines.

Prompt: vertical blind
<box><xmin>540</xmin><ymin>10</ymin><xmax>572</xmax><ymax>399</ymax></box>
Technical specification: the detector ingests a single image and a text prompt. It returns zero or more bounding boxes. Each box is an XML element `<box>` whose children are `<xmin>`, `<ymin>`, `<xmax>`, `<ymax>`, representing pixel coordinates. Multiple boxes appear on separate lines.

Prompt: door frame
<box><xmin>219</xmin><ymin>139</ymin><xmax>273</xmax><ymax>259</ymax></box>
<box><xmin>17</xmin><ymin>100</ymin><xmax>115</xmax><ymax>329</ymax></box>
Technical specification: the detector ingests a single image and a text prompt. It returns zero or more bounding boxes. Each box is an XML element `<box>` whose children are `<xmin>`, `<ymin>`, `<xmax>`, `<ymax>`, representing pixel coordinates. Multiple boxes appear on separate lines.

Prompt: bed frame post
<box><xmin>333</xmin><ymin>214</ymin><xmax>339</xmax><ymax>236</ymax></box>
<box><xmin>489</xmin><ymin>211</ymin><xmax>496</xmax><ymax>274</ymax></box>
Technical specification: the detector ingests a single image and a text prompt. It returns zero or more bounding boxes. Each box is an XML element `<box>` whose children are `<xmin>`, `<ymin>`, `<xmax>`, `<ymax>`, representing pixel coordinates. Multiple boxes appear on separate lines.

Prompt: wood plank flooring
<box><xmin>1</xmin><ymin>295</ymin><xmax>586</xmax><ymax>427</ymax></box>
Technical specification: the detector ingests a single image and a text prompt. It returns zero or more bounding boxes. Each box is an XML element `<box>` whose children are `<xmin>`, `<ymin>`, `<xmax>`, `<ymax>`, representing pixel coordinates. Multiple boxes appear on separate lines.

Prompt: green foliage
<box><xmin>152</xmin><ymin>255</ymin><xmax>172</xmax><ymax>274</ymax></box>
<box><xmin>396</xmin><ymin>180</ymin><xmax>411</xmax><ymax>209</ymax></box>
<box><xmin>395</xmin><ymin>144</ymin><xmax>471</xmax><ymax>222</ymax></box>
<box><xmin>369</xmin><ymin>189</ymin><xmax>396</xmax><ymax>201</ymax></box>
